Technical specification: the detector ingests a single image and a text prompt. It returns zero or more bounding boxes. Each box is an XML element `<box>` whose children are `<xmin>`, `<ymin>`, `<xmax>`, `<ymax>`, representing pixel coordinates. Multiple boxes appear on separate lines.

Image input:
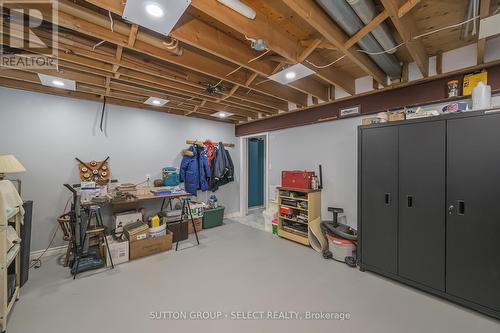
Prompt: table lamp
<box><xmin>0</xmin><ymin>154</ymin><xmax>26</xmax><ymax>195</ymax></box>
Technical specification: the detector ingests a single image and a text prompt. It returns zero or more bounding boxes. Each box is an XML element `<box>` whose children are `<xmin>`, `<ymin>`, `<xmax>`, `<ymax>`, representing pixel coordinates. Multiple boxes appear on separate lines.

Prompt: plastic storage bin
<box><xmin>203</xmin><ymin>206</ymin><xmax>225</xmax><ymax>229</ymax></box>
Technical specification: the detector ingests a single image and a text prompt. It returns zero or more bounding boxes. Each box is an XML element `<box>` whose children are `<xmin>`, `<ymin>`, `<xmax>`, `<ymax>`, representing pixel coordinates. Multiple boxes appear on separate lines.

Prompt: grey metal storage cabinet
<box><xmin>358</xmin><ymin>110</ymin><xmax>500</xmax><ymax>320</ymax></box>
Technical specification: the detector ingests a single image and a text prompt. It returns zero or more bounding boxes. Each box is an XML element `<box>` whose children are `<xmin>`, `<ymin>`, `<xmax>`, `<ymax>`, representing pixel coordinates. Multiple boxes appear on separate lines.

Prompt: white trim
<box><xmin>30</xmin><ymin>245</ymin><xmax>67</xmax><ymax>260</ymax></box>
<box><xmin>239</xmin><ymin>132</ymin><xmax>269</xmax><ymax>217</ymax></box>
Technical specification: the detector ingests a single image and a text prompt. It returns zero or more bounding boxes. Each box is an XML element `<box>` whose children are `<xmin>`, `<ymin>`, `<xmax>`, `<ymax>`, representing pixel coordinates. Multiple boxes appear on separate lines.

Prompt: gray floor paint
<box><xmin>7</xmin><ymin>221</ymin><xmax>500</xmax><ymax>333</ymax></box>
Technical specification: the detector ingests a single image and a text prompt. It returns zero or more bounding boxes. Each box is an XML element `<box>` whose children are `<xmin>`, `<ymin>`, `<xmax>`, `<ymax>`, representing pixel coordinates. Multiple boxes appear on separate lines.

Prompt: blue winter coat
<box><xmin>180</xmin><ymin>145</ymin><xmax>211</xmax><ymax>196</ymax></box>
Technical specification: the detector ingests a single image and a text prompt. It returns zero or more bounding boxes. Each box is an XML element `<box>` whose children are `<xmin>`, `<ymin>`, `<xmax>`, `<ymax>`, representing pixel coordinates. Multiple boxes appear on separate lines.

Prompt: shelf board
<box><xmin>279</xmin><ymin>216</ymin><xmax>308</xmax><ymax>224</ymax></box>
<box><xmin>278</xmin><ymin>187</ymin><xmax>321</xmax><ymax>193</ymax></box>
<box><xmin>7</xmin><ymin>243</ymin><xmax>20</xmax><ymax>267</ymax></box>
<box><xmin>279</xmin><ymin>195</ymin><xmax>308</xmax><ymax>201</ymax></box>
<box><xmin>278</xmin><ymin>227</ymin><xmax>309</xmax><ymax>246</ymax></box>
<box><xmin>280</xmin><ymin>204</ymin><xmax>308</xmax><ymax>212</ymax></box>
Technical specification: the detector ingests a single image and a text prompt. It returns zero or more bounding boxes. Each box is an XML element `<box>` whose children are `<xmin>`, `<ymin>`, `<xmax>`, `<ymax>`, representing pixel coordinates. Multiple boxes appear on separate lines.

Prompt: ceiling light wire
<box><xmin>356</xmin><ymin>15</ymin><xmax>480</xmax><ymax>56</ymax></box>
<box><xmin>305</xmin><ymin>55</ymin><xmax>346</xmax><ymax>68</ymax></box>
<box><xmin>226</xmin><ymin>66</ymin><xmax>243</xmax><ymax>77</ymax></box>
<box><xmin>247</xmin><ymin>49</ymin><xmax>270</xmax><ymax>63</ymax></box>
<box><xmin>108</xmin><ymin>11</ymin><xmax>114</xmax><ymax>32</ymax></box>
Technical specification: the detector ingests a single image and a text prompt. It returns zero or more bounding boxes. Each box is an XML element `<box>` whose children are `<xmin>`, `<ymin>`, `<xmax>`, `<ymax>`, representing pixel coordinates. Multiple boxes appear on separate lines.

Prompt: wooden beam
<box><xmin>281</xmin><ymin>0</ymin><xmax>387</xmax><ymax>85</ymax></box>
<box><xmin>344</xmin><ymin>10</ymin><xmax>389</xmax><ymax>49</ymax></box>
<box><xmin>436</xmin><ymin>52</ymin><xmax>443</xmax><ymax>75</ymax></box>
<box><xmin>477</xmin><ymin>0</ymin><xmax>491</xmax><ymax>64</ymax></box>
<box><xmin>41</xmin><ymin>0</ymin><xmax>303</xmax><ymax>106</ymax></box>
<box><xmin>380</xmin><ymin>0</ymin><xmax>429</xmax><ymax>77</ymax></box>
<box><xmin>398</xmin><ymin>0</ymin><xmax>422</xmax><ymax>18</ymax></box>
<box><xmin>127</xmin><ymin>24</ymin><xmax>139</xmax><ymax>47</ymax></box>
<box><xmin>188</xmin><ymin>0</ymin><xmax>354</xmax><ymax>97</ymax></box>
<box><xmin>298</xmin><ymin>38</ymin><xmax>322</xmax><ymax>63</ymax></box>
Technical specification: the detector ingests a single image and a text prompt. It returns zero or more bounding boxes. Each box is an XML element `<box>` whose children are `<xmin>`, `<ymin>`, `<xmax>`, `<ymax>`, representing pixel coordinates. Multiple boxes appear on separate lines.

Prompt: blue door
<box><xmin>248</xmin><ymin>138</ymin><xmax>264</xmax><ymax>208</ymax></box>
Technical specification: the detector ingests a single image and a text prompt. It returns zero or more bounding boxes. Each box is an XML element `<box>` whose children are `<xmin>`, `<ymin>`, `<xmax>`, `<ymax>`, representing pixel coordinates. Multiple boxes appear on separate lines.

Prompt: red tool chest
<box><xmin>281</xmin><ymin>170</ymin><xmax>315</xmax><ymax>189</ymax></box>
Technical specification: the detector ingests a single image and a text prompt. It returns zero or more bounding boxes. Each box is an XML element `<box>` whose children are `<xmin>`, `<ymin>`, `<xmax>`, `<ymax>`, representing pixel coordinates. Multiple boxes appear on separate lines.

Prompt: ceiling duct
<box><xmin>315</xmin><ymin>0</ymin><xmax>402</xmax><ymax>80</ymax></box>
<box><xmin>346</xmin><ymin>0</ymin><xmax>398</xmax><ymax>54</ymax></box>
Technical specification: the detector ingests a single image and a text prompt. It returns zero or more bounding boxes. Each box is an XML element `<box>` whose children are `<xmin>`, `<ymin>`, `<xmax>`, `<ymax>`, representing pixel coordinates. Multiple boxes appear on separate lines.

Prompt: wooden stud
<box><xmin>477</xmin><ymin>0</ymin><xmax>491</xmax><ymax>65</ymax></box>
<box><xmin>344</xmin><ymin>10</ymin><xmax>389</xmax><ymax>49</ymax></box>
<box><xmin>380</xmin><ymin>0</ymin><xmax>429</xmax><ymax>77</ymax></box>
<box><xmin>281</xmin><ymin>0</ymin><xmax>387</xmax><ymax>86</ymax></box>
<box><xmin>436</xmin><ymin>52</ymin><xmax>443</xmax><ymax>75</ymax></box>
<box><xmin>398</xmin><ymin>0</ymin><xmax>422</xmax><ymax>18</ymax></box>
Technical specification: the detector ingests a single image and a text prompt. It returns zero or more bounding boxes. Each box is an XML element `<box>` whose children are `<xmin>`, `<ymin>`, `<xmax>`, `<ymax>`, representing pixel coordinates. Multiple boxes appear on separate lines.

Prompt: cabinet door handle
<box><xmin>385</xmin><ymin>193</ymin><xmax>391</xmax><ymax>205</ymax></box>
<box><xmin>407</xmin><ymin>195</ymin><xmax>414</xmax><ymax>208</ymax></box>
<box><xmin>458</xmin><ymin>200</ymin><xmax>466</xmax><ymax>215</ymax></box>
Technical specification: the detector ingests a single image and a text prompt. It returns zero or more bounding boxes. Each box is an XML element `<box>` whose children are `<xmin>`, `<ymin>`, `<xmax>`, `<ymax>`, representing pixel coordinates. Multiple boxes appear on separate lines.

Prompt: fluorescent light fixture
<box><xmin>123</xmin><ymin>0</ymin><xmax>191</xmax><ymax>35</ymax></box>
<box><xmin>144</xmin><ymin>97</ymin><xmax>169</xmax><ymax>106</ymax></box>
<box><xmin>479</xmin><ymin>13</ymin><xmax>500</xmax><ymax>39</ymax></box>
<box><xmin>217</xmin><ymin>0</ymin><xmax>256</xmax><ymax>20</ymax></box>
<box><xmin>212</xmin><ymin>111</ymin><xmax>234</xmax><ymax>118</ymax></box>
<box><xmin>37</xmin><ymin>74</ymin><xmax>76</xmax><ymax>91</ymax></box>
<box><xmin>268</xmin><ymin>63</ymin><xmax>315</xmax><ymax>84</ymax></box>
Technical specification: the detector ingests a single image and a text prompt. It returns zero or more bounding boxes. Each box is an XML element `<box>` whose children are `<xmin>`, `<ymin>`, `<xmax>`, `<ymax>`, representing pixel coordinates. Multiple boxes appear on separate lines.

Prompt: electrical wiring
<box><xmin>93</xmin><ymin>11</ymin><xmax>115</xmax><ymax>50</ymax></box>
<box><xmin>305</xmin><ymin>55</ymin><xmax>346</xmax><ymax>68</ymax></box>
<box><xmin>226</xmin><ymin>66</ymin><xmax>243</xmax><ymax>77</ymax></box>
<box><xmin>357</xmin><ymin>15</ymin><xmax>480</xmax><ymax>56</ymax></box>
<box><xmin>108</xmin><ymin>11</ymin><xmax>114</xmax><ymax>32</ymax></box>
<box><xmin>247</xmin><ymin>49</ymin><xmax>271</xmax><ymax>63</ymax></box>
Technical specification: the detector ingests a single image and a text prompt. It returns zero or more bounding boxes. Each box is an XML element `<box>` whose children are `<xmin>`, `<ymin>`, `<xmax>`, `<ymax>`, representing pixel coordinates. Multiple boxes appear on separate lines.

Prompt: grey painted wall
<box><xmin>268</xmin><ymin>94</ymin><xmax>500</xmax><ymax>229</ymax></box>
<box><xmin>0</xmin><ymin>87</ymin><xmax>240</xmax><ymax>251</ymax></box>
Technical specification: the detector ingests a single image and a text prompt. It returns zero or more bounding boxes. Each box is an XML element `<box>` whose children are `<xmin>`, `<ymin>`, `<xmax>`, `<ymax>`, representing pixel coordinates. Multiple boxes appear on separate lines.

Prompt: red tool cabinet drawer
<box><xmin>281</xmin><ymin>171</ymin><xmax>314</xmax><ymax>189</ymax></box>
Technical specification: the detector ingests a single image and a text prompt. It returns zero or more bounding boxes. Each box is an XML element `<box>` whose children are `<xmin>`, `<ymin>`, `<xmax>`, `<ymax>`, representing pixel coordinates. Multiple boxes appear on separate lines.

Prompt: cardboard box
<box><xmin>189</xmin><ymin>203</ymin><xmax>205</xmax><ymax>218</ymax></box>
<box><xmin>188</xmin><ymin>217</ymin><xmax>202</xmax><ymax>234</ymax></box>
<box><xmin>388</xmin><ymin>112</ymin><xmax>405</xmax><ymax>122</ymax></box>
<box><xmin>104</xmin><ymin>236</ymin><xmax>129</xmax><ymax>267</ymax></box>
<box><xmin>129</xmin><ymin>231</ymin><xmax>173</xmax><ymax>260</ymax></box>
<box><xmin>463</xmin><ymin>70</ymin><xmax>487</xmax><ymax>96</ymax></box>
<box><xmin>114</xmin><ymin>211</ymin><xmax>143</xmax><ymax>233</ymax></box>
<box><xmin>124</xmin><ymin>222</ymin><xmax>149</xmax><ymax>243</ymax></box>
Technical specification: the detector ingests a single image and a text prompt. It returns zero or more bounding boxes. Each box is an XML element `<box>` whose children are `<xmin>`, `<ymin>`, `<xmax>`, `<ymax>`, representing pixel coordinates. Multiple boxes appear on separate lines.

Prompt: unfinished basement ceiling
<box><xmin>0</xmin><ymin>0</ymin><xmax>496</xmax><ymax>123</ymax></box>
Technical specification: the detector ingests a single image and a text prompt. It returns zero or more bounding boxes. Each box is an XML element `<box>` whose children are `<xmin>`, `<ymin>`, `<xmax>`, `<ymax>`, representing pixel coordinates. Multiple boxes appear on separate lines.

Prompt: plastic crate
<box><xmin>203</xmin><ymin>206</ymin><xmax>225</xmax><ymax>229</ymax></box>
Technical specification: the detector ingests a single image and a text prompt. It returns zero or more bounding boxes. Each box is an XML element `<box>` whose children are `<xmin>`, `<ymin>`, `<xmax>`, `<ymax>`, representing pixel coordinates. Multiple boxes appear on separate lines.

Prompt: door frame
<box><xmin>239</xmin><ymin>132</ymin><xmax>269</xmax><ymax>217</ymax></box>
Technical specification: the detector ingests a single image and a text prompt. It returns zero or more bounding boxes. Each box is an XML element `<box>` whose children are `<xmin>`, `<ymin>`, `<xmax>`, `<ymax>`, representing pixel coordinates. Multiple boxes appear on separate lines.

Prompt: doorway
<box><xmin>248</xmin><ymin>137</ymin><xmax>265</xmax><ymax>208</ymax></box>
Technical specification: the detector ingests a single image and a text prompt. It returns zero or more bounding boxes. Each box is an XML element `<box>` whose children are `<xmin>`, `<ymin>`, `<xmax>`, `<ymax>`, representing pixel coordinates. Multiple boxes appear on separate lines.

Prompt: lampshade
<box><xmin>0</xmin><ymin>155</ymin><xmax>26</xmax><ymax>174</ymax></box>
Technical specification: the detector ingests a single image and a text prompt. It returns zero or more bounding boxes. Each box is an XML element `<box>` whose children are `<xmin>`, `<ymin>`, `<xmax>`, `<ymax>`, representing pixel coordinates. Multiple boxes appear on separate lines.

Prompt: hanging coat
<box><xmin>180</xmin><ymin>145</ymin><xmax>211</xmax><ymax>196</ymax></box>
<box><xmin>210</xmin><ymin>142</ymin><xmax>234</xmax><ymax>191</ymax></box>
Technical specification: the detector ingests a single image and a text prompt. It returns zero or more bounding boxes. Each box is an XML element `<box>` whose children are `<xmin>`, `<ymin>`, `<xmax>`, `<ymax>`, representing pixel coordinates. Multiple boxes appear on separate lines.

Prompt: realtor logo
<box><xmin>0</xmin><ymin>0</ymin><xmax>58</xmax><ymax>69</ymax></box>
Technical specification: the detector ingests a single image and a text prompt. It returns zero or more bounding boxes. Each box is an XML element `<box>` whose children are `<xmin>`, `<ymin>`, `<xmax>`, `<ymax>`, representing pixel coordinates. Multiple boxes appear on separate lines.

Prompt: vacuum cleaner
<box><xmin>321</xmin><ymin>207</ymin><xmax>358</xmax><ymax>267</ymax></box>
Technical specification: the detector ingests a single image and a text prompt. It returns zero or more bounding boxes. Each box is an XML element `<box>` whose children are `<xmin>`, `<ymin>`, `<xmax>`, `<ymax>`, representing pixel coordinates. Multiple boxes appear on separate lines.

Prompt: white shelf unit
<box><xmin>1</xmin><ymin>207</ymin><xmax>22</xmax><ymax>333</ymax></box>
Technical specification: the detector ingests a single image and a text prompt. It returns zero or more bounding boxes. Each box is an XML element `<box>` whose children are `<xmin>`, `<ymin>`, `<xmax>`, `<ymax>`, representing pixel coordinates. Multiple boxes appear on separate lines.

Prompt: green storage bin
<box><xmin>203</xmin><ymin>206</ymin><xmax>225</xmax><ymax>229</ymax></box>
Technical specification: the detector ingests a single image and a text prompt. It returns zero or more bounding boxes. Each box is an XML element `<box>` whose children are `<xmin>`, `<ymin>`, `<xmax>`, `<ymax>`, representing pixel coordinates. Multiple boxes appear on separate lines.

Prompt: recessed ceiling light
<box><xmin>123</xmin><ymin>0</ymin><xmax>191</xmax><ymax>35</ymax></box>
<box><xmin>52</xmin><ymin>80</ymin><xmax>65</xmax><ymax>87</ymax></box>
<box><xmin>212</xmin><ymin>111</ymin><xmax>234</xmax><ymax>118</ymax></box>
<box><xmin>144</xmin><ymin>97</ymin><xmax>169</xmax><ymax>106</ymax></box>
<box><xmin>268</xmin><ymin>63</ymin><xmax>315</xmax><ymax>84</ymax></box>
<box><xmin>37</xmin><ymin>74</ymin><xmax>76</xmax><ymax>91</ymax></box>
<box><xmin>145</xmin><ymin>3</ymin><xmax>164</xmax><ymax>18</ymax></box>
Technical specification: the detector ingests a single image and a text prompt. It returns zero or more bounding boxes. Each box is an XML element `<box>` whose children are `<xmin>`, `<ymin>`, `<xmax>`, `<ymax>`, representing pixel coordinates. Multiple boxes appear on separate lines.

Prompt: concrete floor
<box><xmin>7</xmin><ymin>220</ymin><xmax>500</xmax><ymax>333</ymax></box>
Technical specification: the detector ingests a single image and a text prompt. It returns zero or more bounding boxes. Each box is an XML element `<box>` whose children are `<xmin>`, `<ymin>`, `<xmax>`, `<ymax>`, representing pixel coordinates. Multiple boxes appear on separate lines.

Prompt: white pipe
<box><xmin>217</xmin><ymin>0</ymin><xmax>256</xmax><ymax>20</ymax></box>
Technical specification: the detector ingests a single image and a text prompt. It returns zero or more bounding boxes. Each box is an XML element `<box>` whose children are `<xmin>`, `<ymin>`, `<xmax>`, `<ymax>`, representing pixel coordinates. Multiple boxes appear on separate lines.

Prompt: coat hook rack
<box><xmin>186</xmin><ymin>139</ymin><xmax>235</xmax><ymax>148</ymax></box>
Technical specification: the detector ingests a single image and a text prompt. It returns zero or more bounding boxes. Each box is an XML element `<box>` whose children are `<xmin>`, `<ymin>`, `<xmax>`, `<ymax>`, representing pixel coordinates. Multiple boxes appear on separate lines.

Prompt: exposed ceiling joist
<box><xmin>380</xmin><ymin>0</ymin><xmax>429</xmax><ymax>77</ymax></box>
<box><xmin>398</xmin><ymin>0</ymin><xmax>422</xmax><ymax>18</ymax></box>
<box><xmin>280</xmin><ymin>0</ymin><xmax>388</xmax><ymax>85</ymax></box>
<box><xmin>22</xmin><ymin>0</ymin><xmax>305</xmax><ymax>107</ymax></box>
<box><xmin>85</xmin><ymin>0</ymin><xmax>330</xmax><ymax>101</ymax></box>
<box><xmin>477</xmin><ymin>0</ymin><xmax>491</xmax><ymax>64</ymax></box>
<box><xmin>344</xmin><ymin>10</ymin><xmax>389</xmax><ymax>49</ymax></box>
<box><xmin>190</xmin><ymin>0</ymin><xmax>356</xmax><ymax>95</ymax></box>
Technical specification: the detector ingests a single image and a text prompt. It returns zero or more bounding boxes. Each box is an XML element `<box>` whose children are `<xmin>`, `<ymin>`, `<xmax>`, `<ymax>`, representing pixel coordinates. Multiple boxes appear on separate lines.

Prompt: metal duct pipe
<box><xmin>315</xmin><ymin>0</ymin><xmax>402</xmax><ymax>80</ymax></box>
<box><xmin>346</xmin><ymin>0</ymin><xmax>397</xmax><ymax>54</ymax></box>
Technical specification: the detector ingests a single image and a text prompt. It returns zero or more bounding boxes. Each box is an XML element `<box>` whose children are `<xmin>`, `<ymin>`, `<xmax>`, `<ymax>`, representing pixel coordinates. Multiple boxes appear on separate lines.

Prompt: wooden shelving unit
<box><xmin>277</xmin><ymin>187</ymin><xmax>321</xmax><ymax>246</ymax></box>
<box><xmin>1</xmin><ymin>207</ymin><xmax>22</xmax><ymax>333</ymax></box>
